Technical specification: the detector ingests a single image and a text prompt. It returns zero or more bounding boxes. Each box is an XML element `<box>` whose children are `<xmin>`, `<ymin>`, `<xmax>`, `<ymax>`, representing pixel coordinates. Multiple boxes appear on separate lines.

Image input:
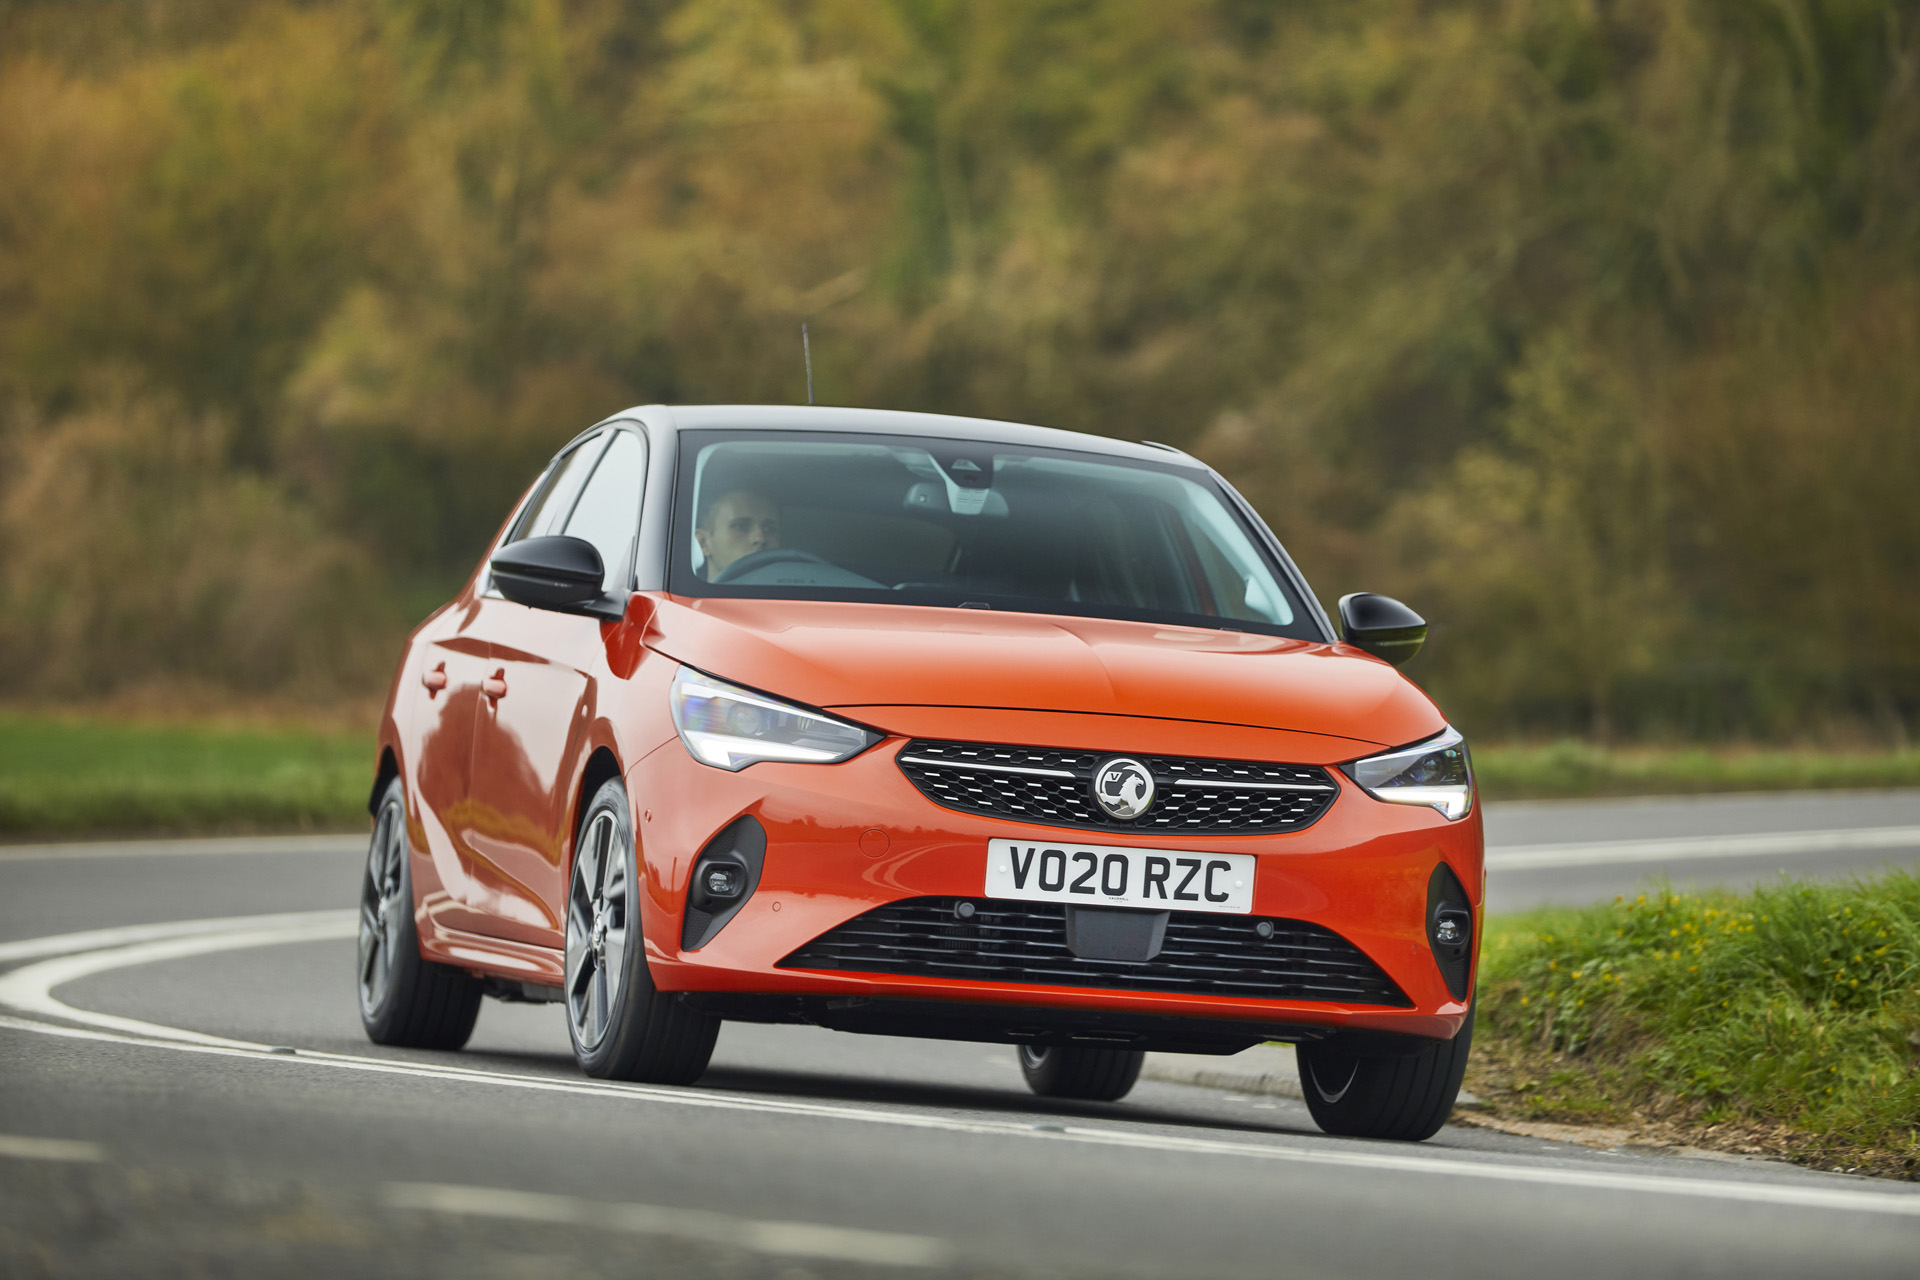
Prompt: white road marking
<box><xmin>0</xmin><ymin>911</ymin><xmax>354</xmax><ymax>1046</ymax></box>
<box><xmin>3</xmin><ymin>915</ymin><xmax>1920</xmax><ymax>1218</ymax></box>
<box><xmin>386</xmin><ymin>1182</ymin><xmax>952</xmax><ymax>1267</ymax></box>
<box><xmin>0</xmin><ymin>834</ymin><xmax>366</xmax><ymax>863</ymax></box>
<box><xmin>1485</xmin><ymin>825</ymin><xmax>1920</xmax><ymax>871</ymax></box>
<box><xmin>0</xmin><ymin>909</ymin><xmax>354</xmax><ymax>965</ymax></box>
<box><xmin>0</xmin><ymin>1134</ymin><xmax>105</xmax><ymax>1162</ymax></box>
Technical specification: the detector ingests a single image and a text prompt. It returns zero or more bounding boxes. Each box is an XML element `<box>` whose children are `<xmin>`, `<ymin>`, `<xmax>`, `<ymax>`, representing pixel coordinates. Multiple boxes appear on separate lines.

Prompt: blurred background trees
<box><xmin>1</xmin><ymin>0</ymin><xmax>1915</xmax><ymax>740</ymax></box>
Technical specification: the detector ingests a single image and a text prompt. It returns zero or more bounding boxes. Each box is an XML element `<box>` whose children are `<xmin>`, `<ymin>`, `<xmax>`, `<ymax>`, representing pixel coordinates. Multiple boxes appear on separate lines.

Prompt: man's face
<box><xmin>697</xmin><ymin>490</ymin><xmax>781</xmax><ymax>579</ymax></box>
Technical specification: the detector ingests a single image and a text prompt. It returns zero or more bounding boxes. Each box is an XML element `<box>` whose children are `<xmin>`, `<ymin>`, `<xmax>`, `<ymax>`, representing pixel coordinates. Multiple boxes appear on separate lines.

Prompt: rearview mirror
<box><xmin>490</xmin><ymin>536</ymin><xmax>615</xmax><ymax>616</ymax></box>
<box><xmin>1338</xmin><ymin>593</ymin><xmax>1427</xmax><ymax>666</ymax></box>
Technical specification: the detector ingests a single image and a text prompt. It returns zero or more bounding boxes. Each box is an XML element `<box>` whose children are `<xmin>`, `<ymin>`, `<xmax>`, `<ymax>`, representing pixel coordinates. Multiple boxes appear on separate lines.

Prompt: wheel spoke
<box><xmin>588</xmin><ymin>964</ymin><xmax>607</xmax><ymax>1043</ymax></box>
<box><xmin>358</xmin><ymin>902</ymin><xmax>381</xmax><ymax>978</ymax></box>
<box><xmin>566</xmin><ymin>937</ymin><xmax>595</xmax><ymax>997</ymax></box>
<box><xmin>372</xmin><ymin>810</ymin><xmax>400</xmax><ymax>884</ymax></box>
<box><xmin>601</xmin><ymin>922</ymin><xmax>625</xmax><ymax>1010</ymax></box>
<box><xmin>357</xmin><ymin>919</ymin><xmax>379</xmax><ymax>988</ymax></box>
<box><xmin>367</xmin><ymin>810</ymin><xmax>390</xmax><ymax>874</ymax></box>
<box><xmin>590</xmin><ymin>815</ymin><xmax>614</xmax><ymax>896</ymax></box>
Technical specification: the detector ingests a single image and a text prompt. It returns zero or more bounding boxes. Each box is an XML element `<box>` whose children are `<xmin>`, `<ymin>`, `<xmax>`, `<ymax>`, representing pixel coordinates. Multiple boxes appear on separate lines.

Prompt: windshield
<box><xmin>669</xmin><ymin>431</ymin><xmax>1315</xmax><ymax>638</ymax></box>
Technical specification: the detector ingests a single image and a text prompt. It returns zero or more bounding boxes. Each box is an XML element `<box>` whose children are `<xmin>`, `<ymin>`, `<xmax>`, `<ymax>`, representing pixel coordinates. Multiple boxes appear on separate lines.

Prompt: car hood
<box><xmin>642</xmin><ymin>597</ymin><xmax>1444</xmax><ymax>752</ymax></box>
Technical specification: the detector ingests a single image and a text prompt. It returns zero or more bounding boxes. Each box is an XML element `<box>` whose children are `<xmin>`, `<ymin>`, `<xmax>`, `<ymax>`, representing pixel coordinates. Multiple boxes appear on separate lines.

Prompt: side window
<box><xmin>510</xmin><ymin>436</ymin><xmax>605</xmax><ymax>543</ymax></box>
<box><xmin>562</xmin><ymin>431</ymin><xmax>647</xmax><ymax>588</ymax></box>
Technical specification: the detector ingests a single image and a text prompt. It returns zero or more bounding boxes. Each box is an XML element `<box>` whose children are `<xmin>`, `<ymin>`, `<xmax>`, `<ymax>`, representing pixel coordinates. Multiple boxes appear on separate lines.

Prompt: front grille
<box><xmin>778</xmin><ymin>897</ymin><xmax>1410</xmax><ymax>1007</ymax></box>
<box><xmin>896</xmin><ymin>739</ymin><xmax>1339</xmax><ymax>835</ymax></box>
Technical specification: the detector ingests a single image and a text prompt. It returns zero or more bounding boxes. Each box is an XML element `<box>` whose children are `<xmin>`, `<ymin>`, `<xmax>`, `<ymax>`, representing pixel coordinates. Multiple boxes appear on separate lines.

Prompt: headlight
<box><xmin>1341</xmin><ymin>726</ymin><xmax>1473</xmax><ymax>820</ymax></box>
<box><xmin>669</xmin><ymin>666</ymin><xmax>879</xmax><ymax>771</ymax></box>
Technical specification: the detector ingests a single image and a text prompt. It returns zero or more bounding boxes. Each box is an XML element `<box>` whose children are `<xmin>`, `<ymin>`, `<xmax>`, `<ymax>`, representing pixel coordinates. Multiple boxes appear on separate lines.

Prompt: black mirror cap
<box><xmin>1337</xmin><ymin>592</ymin><xmax>1427</xmax><ymax>666</ymax></box>
<box><xmin>490</xmin><ymin>536</ymin><xmax>608</xmax><ymax>613</ymax></box>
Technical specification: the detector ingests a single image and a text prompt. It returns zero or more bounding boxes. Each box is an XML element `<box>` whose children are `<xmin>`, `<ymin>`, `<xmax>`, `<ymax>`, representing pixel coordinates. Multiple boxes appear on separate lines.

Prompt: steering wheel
<box><xmin>714</xmin><ymin>548</ymin><xmax>834</xmax><ymax>584</ymax></box>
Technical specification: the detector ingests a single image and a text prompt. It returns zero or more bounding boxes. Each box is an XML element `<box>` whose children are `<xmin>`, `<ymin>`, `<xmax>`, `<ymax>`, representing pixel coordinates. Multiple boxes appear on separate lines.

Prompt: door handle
<box><xmin>421</xmin><ymin>665</ymin><xmax>448</xmax><ymax>694</ymax></box>
<box><xmin>483</xmin><ymin>671</ymin><xmax>508</xmax><ymax>700</ymax></box>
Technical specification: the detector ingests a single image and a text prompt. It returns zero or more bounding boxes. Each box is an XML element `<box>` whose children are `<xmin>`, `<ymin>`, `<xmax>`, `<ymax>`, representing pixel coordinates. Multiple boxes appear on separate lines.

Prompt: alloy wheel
<box><xmin>357</xmin><ymin>799</ymin><xmax>407</xmax><ymax>1018</ymax></box>
<box><xmin>566</xmin><ymin>810</ymin><xmax>629</xmax><ymax>1052</ymax></box>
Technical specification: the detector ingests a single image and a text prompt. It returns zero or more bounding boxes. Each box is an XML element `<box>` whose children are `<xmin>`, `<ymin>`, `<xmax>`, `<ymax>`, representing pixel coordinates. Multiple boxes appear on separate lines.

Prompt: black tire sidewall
<box><xmin>1018</xmin><ymin>1045</ymin><xmax>1059</xmax><ymax>1093</ymax></box>
<box><xmin>1299</xmin><ymin>1005</ymin><xmax>1475</xmax><ymax>1141</ymax></box>
<box><xmin>1018</xmin><ymin>1044</ymin><xmax>1144</xmax><ymax>1101</ymax></box>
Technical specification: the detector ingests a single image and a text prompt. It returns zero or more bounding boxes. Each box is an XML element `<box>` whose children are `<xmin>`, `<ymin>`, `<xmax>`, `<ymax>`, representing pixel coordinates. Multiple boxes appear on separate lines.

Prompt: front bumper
<box><xmin>630</xmin><ymin>718</ymin><xmax>1482</xmax><ymax>1044</ymax></box>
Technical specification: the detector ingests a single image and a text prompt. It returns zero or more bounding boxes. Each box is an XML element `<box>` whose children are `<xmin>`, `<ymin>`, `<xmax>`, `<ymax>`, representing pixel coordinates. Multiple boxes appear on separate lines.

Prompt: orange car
<box><xmin>357</xmin><ymin>406</ymin><xmax>1480</xmax><ymax>1140</ymax></box>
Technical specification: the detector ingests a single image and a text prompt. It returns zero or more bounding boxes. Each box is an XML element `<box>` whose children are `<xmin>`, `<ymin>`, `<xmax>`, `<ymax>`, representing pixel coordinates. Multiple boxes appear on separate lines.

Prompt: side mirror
<box><xmin>1338</xmin><ymin>593</ymin><xmax>1427</xmax><ymax>666</ymax></box>
<box><xmin>490</xmin><ymin>536</ymin><xmax>610</xmax><ymax>614</ymax></box>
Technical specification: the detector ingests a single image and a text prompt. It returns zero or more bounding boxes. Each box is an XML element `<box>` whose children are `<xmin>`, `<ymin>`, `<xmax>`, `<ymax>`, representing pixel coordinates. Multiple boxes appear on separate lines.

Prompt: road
<box><xmin>1482</xmin><ymin>788</ymin><xmax>1920</xmax><ymax>910</ymax></box>
<box><xmin>3</xmin><ymin>792</ymin><xmax>1918</xmax><ymax>1279</ymax></box>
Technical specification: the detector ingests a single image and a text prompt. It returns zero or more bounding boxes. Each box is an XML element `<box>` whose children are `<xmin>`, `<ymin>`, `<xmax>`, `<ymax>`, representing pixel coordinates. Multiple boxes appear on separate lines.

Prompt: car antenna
<box><xmin>801</xmin><ymin>322</ymin><xmax>814</xmax><ymax>405</ymax></box>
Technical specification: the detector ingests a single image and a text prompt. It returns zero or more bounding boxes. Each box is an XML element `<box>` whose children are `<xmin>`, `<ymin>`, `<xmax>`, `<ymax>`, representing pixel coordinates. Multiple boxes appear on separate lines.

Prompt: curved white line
<box><xmin>0</xmin><ymin>910</ymin><xmax>355</xmax><ymax>1047</ymax></box>
<box><xmin>0</xmin><ymin>909</ymin><xmax>354</xmax><ymax>965</ymax></box>
<box><xmin>0</xmin><ymin>834</ymin><xmax>366</xmax><ymax>864</ymax></box>
<box><xmin>1</xmin><ymin>914</ymin><xmax>1918</xmax><ymax>1218</ymax></box>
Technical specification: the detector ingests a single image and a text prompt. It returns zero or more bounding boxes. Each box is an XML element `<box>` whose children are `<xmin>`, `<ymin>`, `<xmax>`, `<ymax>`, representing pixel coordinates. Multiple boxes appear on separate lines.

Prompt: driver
<box><xmin>696</xmin><ymin>489</ymin><xmax>782</xmax><ymax>580</ymax></box>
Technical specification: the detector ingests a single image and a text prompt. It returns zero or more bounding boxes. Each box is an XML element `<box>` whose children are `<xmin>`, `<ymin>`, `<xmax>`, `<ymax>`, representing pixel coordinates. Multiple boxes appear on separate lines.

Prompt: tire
<box><xmin>565</xmin><ymin>778</ymin><xmax>719</xmax><ymax>1084</ymax></box>
<box><xmin>357</xmin><ymin>778</ymin><xmax>483</xmax><ymax>1050</ymax></box>
<box><xmin>1296</xmin><ymin>1008</ymin><xmax>1474</xmax><ymax>1141</ymax></box>
<box><xmin>1017</xmin><ymin>1044</ymin><xmax>1145</xmax><ymax>1102</ymax></box>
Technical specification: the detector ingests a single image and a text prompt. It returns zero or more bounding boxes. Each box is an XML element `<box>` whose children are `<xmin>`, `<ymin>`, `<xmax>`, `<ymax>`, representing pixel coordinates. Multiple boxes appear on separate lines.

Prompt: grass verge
<box><xmin>0</xmin><ymin>711</ymin><xmax>371</xmax><ymax>838</ymax></box>
<box><xmin>1467</xmin><ymin>872</ymin><xmax>1920</xmax><ymax>1179</ymax></box>
<box><xmin>3</xmin><ymin>710</ymin><xmax>1919</xmax><ymax>838</ymax></box>
<box><xmin>1473</xmin><ymin>740</ymin><xmax>1920</xmax><ymax>800</ymax></box>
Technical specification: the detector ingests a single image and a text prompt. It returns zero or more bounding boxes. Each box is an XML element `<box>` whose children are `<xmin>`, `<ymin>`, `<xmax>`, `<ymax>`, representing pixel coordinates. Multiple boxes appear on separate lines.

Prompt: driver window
<box><xmin>561</xmin><ymin>431</ymin><xmax>646</xmax><ymax>589</ymax></box>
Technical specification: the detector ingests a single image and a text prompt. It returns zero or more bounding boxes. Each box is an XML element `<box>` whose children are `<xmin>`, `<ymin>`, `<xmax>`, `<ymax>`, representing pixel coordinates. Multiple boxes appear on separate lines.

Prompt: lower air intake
<box><xmin>777</xmin><ymin>897</ymin><xmax>1411</xmax><ymax>1007</ymax></box>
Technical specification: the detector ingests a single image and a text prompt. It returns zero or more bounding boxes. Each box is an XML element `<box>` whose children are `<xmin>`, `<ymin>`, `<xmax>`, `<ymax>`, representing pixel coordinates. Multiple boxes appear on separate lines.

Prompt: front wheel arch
<box><xmin>567</xmin><ymin>746</ymin><xmax>625</xmax><ymax>878</ymax></box>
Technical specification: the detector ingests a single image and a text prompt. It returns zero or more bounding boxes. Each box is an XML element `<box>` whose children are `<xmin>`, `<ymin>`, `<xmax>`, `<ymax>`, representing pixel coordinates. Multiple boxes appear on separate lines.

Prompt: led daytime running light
<box><xmin>670</xmin><ymin>666</ymin><xmax>878</xmax><ymax>772</ymax></box>
<box><xmin>1343</xmin><ymin>726</ymin><xmax>1473</xmax><ymax>821</ymax></box>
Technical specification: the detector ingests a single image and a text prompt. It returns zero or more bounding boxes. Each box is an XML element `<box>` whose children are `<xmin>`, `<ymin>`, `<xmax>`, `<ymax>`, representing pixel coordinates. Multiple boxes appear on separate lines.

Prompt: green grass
<box><xmin>1473</xmin><ymin>873</ymin><xmax>1920</xmax><ymax>1177</ymax></box>
<box><xmin>0</xmin><ymin>712</ymin><xmax>372</xmax><ymax>838</ymax></box>
<box><xmin>1473</xmin><ymin>740</ymin><xmax>1920</xmax><ymax>800</ymax></box>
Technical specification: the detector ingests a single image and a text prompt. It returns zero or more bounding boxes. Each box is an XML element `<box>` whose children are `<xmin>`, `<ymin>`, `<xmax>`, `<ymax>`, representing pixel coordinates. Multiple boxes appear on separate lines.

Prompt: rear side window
<box><xmin>562</xmin><ymin>431</ymin><xmax>647</xmax><ymax>587</ymax></box>
<box><xmin>511</xmin><ymin>436</ymin><xmax>605</xmax><ymax>542</ymax></box>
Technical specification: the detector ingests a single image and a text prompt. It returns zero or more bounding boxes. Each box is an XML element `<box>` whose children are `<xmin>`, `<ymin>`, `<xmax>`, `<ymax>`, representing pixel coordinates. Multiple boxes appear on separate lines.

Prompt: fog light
<box><xmin>704</xmin><ymin>865</ymin><xmax>744</xmax><ymax>900</ymax></box>
<box><xmin>1425</xmin><ymin>864</ymin><xmax>1475</xmax><ymax>1001</ymax></box>
<box><xmin>681</xmin><ymin>817</ymin><xmax>767</xmax><ymax>952</ymax></box>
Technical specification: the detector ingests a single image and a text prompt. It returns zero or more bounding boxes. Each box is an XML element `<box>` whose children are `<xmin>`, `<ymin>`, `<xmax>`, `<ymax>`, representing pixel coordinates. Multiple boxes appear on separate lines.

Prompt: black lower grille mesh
<box><xmin>778</xmin><ymin>897</ymin><xmax>1410</xmax><ymax>1007</ymax></box>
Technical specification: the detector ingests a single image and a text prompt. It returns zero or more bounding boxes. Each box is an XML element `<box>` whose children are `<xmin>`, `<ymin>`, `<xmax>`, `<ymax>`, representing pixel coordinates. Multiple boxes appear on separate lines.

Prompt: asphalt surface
<box><xmin>3</xmin><ymin>793</ymin><xmax>1919</xmax><ymax>1279</ymax></box>
<box><xmin>1482</xmin><ymin>788</ymin><xmax>1920</xmax><ymax>910</ymax></box>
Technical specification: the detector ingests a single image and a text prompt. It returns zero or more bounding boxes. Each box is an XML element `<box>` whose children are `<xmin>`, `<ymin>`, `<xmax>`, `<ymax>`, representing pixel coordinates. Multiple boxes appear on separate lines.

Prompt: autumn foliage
<box><xmin>2</xmin><ymin>0</ymin><xmax>1915</xmax><ymax>738</ymax></box>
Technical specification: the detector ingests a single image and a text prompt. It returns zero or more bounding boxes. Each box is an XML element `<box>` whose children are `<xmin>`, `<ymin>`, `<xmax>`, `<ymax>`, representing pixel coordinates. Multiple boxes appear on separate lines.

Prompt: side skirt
<box><xmin>418</xmin><ymin>917</ymin><xmax>565</xmax><ymax>987</ymax></box>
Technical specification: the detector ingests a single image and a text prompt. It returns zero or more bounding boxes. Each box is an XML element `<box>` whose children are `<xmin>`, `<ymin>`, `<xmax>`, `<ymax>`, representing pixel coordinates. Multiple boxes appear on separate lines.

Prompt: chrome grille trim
<box><xmin>895</xmin><ymin>755</ymin><xmax>1076</xmax><ymax>778</ymax></box>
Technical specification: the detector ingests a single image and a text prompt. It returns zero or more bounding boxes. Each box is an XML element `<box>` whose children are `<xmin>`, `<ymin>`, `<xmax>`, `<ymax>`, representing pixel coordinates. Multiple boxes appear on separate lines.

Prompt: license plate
<box><xmin>984</xmin><ymin>839</ymin><xmax>1254</xmax><ymax>914</ymax></box>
